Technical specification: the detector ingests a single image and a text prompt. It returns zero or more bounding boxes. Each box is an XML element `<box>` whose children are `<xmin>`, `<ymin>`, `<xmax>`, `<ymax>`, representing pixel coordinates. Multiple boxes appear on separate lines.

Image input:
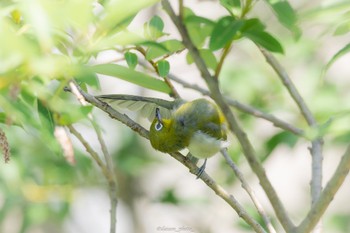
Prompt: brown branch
<box><xmin>161</xmin><ymin>1</ymin><xmax>294</xmax><ymax>231</ymax></box>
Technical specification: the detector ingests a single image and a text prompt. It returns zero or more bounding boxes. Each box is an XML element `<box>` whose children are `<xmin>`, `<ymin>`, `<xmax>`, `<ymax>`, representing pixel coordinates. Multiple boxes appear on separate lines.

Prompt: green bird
<box><xmin>97</xmin><ymin>95</ymin><xmax>228</xmax><ymax>177</ymax></box>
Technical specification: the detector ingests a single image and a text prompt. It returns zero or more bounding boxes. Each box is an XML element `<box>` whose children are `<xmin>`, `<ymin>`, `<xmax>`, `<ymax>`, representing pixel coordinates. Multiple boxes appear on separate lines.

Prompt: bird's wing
<box><xmin>96</xmin><ymin>94</ymin><xmax>183</xmax><ymax>121</ymax></box>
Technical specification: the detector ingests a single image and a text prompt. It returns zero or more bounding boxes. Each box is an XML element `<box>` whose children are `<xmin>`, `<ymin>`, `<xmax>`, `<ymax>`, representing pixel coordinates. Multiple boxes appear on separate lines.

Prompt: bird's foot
<box><xmin>195</xmin><ymin>159</ymin><xmax>207</xmax><ymax>179</ymax></box>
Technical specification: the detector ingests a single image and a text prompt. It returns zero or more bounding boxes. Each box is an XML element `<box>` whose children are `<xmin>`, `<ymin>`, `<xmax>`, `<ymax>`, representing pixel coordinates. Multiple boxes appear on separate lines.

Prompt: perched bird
<box><xmin>148</xmin><ymin>98</ymin><xmax>228</xmax><ymax>177</ymax></box>
<box><xmin>97</xmin><ymin>95</ymin><xmax>228</xmax><ymax>177</ymax></box>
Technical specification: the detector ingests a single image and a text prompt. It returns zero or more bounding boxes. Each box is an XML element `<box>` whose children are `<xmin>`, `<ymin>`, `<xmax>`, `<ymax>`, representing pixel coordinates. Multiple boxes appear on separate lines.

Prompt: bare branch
<box><xmin>296</xmin><ymin>145</ymin><xmax>350</xmax><ymax>233</ymax></box>
<box><xmin>259</xmin><ymin>48</ymin><xmax>324</xmax><ymax>232</ymax></box>
<box><xmin>69</xmin><ymin>81</ymin><xmax>118</xmax><ymax>233</ymax></box>
<box><xmin>67</xmin><ymin>125</ymin><xmax>111</xmax><ymax>181</ymax></box>
<box><xmin>221</xmin><ymin>149</ymin><xmax>276</xmax><ymax>233</ymax></box>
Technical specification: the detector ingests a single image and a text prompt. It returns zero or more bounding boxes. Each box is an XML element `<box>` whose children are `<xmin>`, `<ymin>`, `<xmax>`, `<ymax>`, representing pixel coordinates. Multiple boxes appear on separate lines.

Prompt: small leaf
<box><xmin>37</xmin><ymin>99</ymin><xmax>55</xmax><ymax>135</ymax></box>
<box><xmin>184</xmin><ymin>15</ymin><xmax>215</xmax><ymax>26</ymax></box>
<box><xmin>124</xmin><ymin>52</ymin><xmax>138</xmax><ymax>69</ymax></box>
<box><xmin>263</xmin><ymin>131</ymin><xmax>298</xmax><ymax>161</ymax></box>
<box><xmin>241</xmin><ymin>18</ymin><xmax>266</xmax><ymax>32</ymax></box>
<box><xmin>157</xmin><ymin>60</ymin><xmax>170</xmax><ymax>77</ymax></box>
<box><xmin>324</xmin><ymin>42</ymin><xmax>350</xmax><ymax>75</ymax></box>
<box><xmin>150</xmin><ymin>15</ymin><xmax>164</xmax><ymax>32</ymax></box>
<box><xmin>265</xmin><ymin>0</ymin><xmax>301</xmax><ymax>39</ymax></box>
<box><xmin>90</xmin><ymin>64</ymin><xmax>172</xmax><ymax>94</ymax></box>
<box><xmin>145</xmin><ymin>39</ymin><xmax>184</xmax><ymax>60</ymax></box>
<box><xmin>209</xmin><ymin>17</ymin><xmax>244</xmax><ymax>51</ymax></box>
<box><xmin>243</xmin><ymin>30</ymin><xmax>284</xmax><ymax>54</ymax></box>
<box><xmin>186</xmin><ymin>49</ymin><xmax>217</xmax><ymax>71</ymax></box>
<box><xmin>334</xmin><ymin>21</ymin><xmax>350</xmax><ymax>36</ymax></box>
<box><xmin>184</xmin><ymin>8</ymin><xmax>212</xmax><ymax>47</ymax></box>
<box><xmin>75</xmin><ymin>69</ymin><xmax>100</xmax><ymax>89</ymax></box>
<box><xmin>145</xmin><ymin>15</ymin><xmax>165</xmax><ymax>39</ymax></box>
<box><xmin>220</xmin><ymin>0</ymin><xmax>241</xmax><ymax>8</ymax></box>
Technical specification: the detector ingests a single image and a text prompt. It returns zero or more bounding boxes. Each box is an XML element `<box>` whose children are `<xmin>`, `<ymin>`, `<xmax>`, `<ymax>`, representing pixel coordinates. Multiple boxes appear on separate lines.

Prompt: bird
<box><xmin>149</xmin><ymin>98</ymin><xmax>228</xmax><ymax>177</ymax></box>
<box><xmin>97</xmin><ymin>95</ymin><xmax>228</xmax><ymax>177</ymax></box>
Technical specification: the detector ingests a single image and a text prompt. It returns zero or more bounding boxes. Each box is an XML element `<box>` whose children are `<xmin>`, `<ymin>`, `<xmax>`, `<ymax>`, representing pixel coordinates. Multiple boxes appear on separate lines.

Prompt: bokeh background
<box><xmin>1</xmin><ymin>0</ymin><xmax>350</xmax><ymax>232</ymax></box>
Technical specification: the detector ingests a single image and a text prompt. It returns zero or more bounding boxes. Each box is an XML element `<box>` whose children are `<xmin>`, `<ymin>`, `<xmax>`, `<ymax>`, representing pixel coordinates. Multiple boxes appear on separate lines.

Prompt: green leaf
<box><xmin>209</xmin><ymin>17</ymin><xmax>244</xmax><ymax>51</ymax></box>
<box><xmin>145</xmin><ymin>39</ymin><xmax>184</xmax><ymax>60</ymax></box>
<box><xmin>158</xmin><ymin>188</ymin><xmax>180</xmax><ymax>205</ymax></box>
<box><xmin>241</xmin><ymin>18</ymin><xmax>266</xmax><ymax>32</ymax></box>
<box><xmin>37</xmin><ymin>99</ymin><xmax>55</xmax><ymax>135</ymax></box>
<box><xmin>184</xmin><ymin>15</ymin><xmax>215</xmax><ymax>26</ymax></box>
<box><xmin>99</xmin><ymin>0</ymin><xmax>160</xmax><ymax>33</ymax></box>
<box><xmin>324</xmin><ymin>42</ymin><xmax>350</xmax><ymax>75</ymax></box>
<box><xmin>184</xmin><ymin>8</ymin><xmax>213</xmax><ymax>47</ymax></box>
<box><xmin>220</xmin><ymin>0</ymin><xmax>241</xmax><ymax>8</ymax></box>
<box><xmin>243</xmin><ymin>30</ymin><xmax>284</xmax><ymax>53</ymax></box>
<box><xmin>75</xmin><ymin>69</ymin><xmax>100</xmax><ymax>89</ymax></box>
<box><xmin>263</xmin><ymin>131</ymin><xmax>298</xmax><ymax>161</ymax></box>
<box><xmin>90</xmin><ymin>64</ymin><xmax>172</xmax><ymax>94</ymax></box>
<box><xmin>149</xmin><ymin>15</ymin><xmax>164</xmax><ymax>39</ymax></box>
<box><xmin>265</xmin><ymin>0</ymin><xmax>301</xmax><ymax>39</ymax></box>
<box><xmin>186</xmin><ymin>49</ymin><xmax>217</xmax><ymax>71</ymax></box>
<box><xmin>150</xmin><ymin>15</ymin><xmax>164</xmax><ymax>31</ymax></box>
<box><xmin>124</xmin><ymin>52</ymin><xmax>138</xmax><ymax>69</ymax></box>
<box><xmin>157</xmin><ymin>60</ymin><xmax>170</xmax><ymax>77</ymax></box>
<box><xmin>334</xmin><ymin>21</ymin><xmax>350</xmax><ymax>36</ymax></box>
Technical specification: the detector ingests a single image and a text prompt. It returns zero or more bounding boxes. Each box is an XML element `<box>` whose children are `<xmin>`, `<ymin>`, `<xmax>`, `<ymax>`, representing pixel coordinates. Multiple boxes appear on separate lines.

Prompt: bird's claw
<box><xmin>195</xmin><ymin>159</ymin><xmax>207</xmax><ymax>179</ymax></box>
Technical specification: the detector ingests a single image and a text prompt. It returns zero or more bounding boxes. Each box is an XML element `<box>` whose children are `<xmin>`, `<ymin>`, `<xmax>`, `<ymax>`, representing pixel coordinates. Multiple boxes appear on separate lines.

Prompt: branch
<box><xmin>67</xmin><ymin>125</ymin><xmax>111</xmax><ymax>181</ymax></box>
<box><xmin>161</xmin><ymin>1</ymin><xmax>294</xmax><ymax>232</ymax></box>
<box><xmin>215</xmin><ymin>42</ymin><xmax>233</xmax><ymax>79</ymax></box>
<box><xmin>259</xmin><ymin>48</ymin><xmax>324</xmax><ymax>231</ymax></box>
<box><xmin>295</xmin><ymin>145</ymin><xmax>350</xmax><ymax>233</ymax></box>
<box><xmin>69</xmin><ymin>82</ymin><xmax>118</xmax><ymax>233</ymax></box>
<box><xmin>258</xmin><ymin>48</ymin><xmax>315</xmax><ymax>126</ymax></box>
<box><xmin>72</xmin><ymin>85</ymin><xmax>266</xmax><ymax>233</ymax></box>
<box><xmin>221</xmin><ymin>149</ymin><xmax>276</xmax><ymax>233</ymax></box>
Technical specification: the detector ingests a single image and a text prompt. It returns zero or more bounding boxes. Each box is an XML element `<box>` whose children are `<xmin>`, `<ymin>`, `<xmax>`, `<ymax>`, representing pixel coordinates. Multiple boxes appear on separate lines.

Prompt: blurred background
<box><xmin>1</xmin><ymin>0</ymin><xmax>350</xmax><ymax>232</ymax></box>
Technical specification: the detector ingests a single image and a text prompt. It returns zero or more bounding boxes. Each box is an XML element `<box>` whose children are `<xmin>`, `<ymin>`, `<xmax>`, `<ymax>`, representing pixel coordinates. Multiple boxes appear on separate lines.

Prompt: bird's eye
<box><xmin>155</xmin><ymin>122</ymin><xmax>163</xmax><ymax>131</ymax></box>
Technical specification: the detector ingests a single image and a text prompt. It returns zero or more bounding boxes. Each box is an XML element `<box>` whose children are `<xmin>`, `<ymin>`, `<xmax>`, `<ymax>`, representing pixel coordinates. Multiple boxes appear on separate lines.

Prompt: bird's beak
<box><xmin>155</xmin><ymin>108</ymin><xmax>162</xmax><ymax>121</ymax></box>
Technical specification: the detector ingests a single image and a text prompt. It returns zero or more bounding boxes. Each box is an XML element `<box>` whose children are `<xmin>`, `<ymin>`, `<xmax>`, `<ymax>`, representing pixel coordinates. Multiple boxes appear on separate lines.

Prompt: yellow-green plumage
<box><xmin>149</xmin><ymin>99</ymin><xmax>227</xmax><ymax>158</ymax></box>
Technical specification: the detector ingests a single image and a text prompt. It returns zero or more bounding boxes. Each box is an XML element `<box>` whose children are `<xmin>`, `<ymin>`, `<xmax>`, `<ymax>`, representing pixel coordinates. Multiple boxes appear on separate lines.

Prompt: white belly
<box><xmin>188</xmin><ymin>131</ymin><xmax>227</xmax><ymax>159</ymax></box>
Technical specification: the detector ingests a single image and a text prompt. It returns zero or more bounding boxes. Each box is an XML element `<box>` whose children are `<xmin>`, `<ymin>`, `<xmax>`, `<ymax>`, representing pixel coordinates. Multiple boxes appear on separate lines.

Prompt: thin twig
<box><xmin>73</xmin><ymin>85</ymin><xmax>267</xmax><ymax>233</ymax></box>
<box><xmin>221</xmin><ymin>149</ymin><xmax>276</xmax><ymax>233</ymax></box>
<box><xmin>67</xmin><ymin>125</ymin><xmax>111</xmax><ymax>181</ymax></box>
<box><xmin>215</xmin><ymin>42</ymin><xmax>233</xmax><ymax>79</ymax></box>
<box><xmin>161</xmin><ymin>1</ymin><xmax>294</xmax><ymax>231</ymax></box>
<box><xmin>259</xmin><ymin>48</ymin><xmax>324</xmax><ymax>232</ymax></box>
<box><xmin>69</xmin><ymin>82</ymin><xmax>118</xmax><ymax>233</ymax></box>
<box><xmin>295</xmin><ymin>144</ymin><xmax>350</xmax><ymax>233</ymax></box>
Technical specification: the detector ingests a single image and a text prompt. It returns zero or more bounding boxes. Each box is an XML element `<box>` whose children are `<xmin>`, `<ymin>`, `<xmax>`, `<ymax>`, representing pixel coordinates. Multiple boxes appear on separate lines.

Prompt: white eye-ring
<box><xmin>155</xmin><ymin>122</ymin><xmax>163</xmax><ymax>131</ymax></box>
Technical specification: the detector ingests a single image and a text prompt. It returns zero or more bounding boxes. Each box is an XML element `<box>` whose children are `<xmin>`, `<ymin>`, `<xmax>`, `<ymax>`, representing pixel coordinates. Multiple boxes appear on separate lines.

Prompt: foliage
<box><xmin>1</xmin><ymin>0</ymin><xmax>350</xmax><ymax>232</ymax></box>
